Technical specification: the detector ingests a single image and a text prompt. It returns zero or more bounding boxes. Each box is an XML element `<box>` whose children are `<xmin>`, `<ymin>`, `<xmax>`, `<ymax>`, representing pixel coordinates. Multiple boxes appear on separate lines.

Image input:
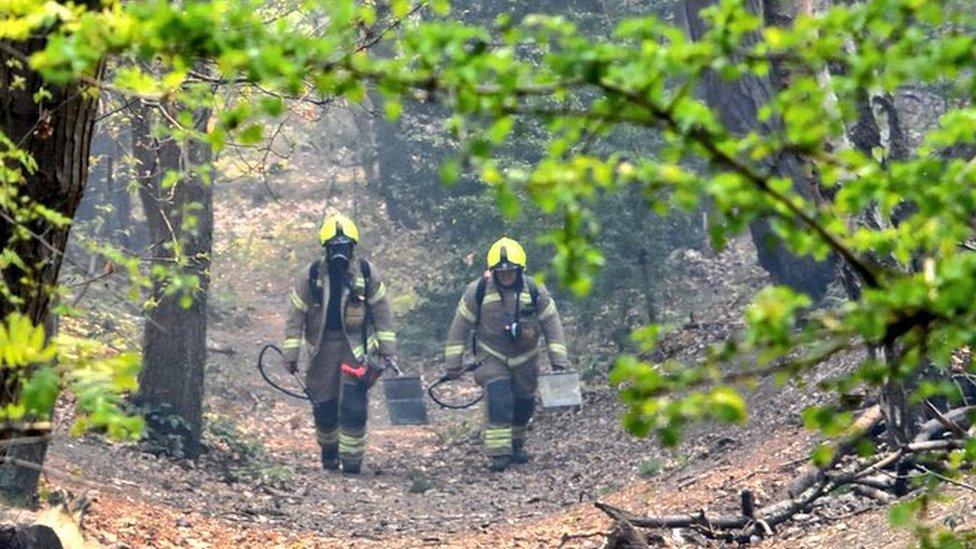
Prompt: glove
<box><xmin>283</xmin><ymin>359</ymin><xmax>298</xmax><ymax>375</ymax></box>
<box><xmin>552</xmin><ymin>363</ymin><xmax>567</xmax><ymax>372</ymax></box>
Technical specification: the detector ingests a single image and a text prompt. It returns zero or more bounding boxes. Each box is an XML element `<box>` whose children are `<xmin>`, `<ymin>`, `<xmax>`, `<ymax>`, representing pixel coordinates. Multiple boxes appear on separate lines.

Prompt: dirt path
<box><xmin>44</xmin><ymin>284</ymin><xmax>660</xmax><ymax>546</ymax></box>
<box><xmin>43</xmin><ymin>278</ymin><xmax>812</xmax><ymax>547</ymax></box>
<box><xmin>43</xmin><ymin>285</ymin><xmax>834</xmax><ymax>548</ymax></box>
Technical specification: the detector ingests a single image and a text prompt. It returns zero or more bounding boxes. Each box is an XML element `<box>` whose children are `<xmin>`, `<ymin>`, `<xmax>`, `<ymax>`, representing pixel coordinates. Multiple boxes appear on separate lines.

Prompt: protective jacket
<box><xmin>283</xmin><ymin>254</ymin><xmax>396</xmax><ymax>365</ymax></box>
<box><xmin>443</xmin><ymin>274</ymin><xmax>568</xmax><ymax>369</ymax></box>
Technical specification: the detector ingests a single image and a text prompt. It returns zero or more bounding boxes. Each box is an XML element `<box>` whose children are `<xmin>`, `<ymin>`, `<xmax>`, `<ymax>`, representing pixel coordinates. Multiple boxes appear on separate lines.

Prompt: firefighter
<box><xmin>281</xmin><ymin>213</ymin><xmax>397</xmax><ymax>474</ymax></box>
<box><xmin>443</xmin><ymin>237</ymin><xmax>570</xmax><ymax>471</ymax></box>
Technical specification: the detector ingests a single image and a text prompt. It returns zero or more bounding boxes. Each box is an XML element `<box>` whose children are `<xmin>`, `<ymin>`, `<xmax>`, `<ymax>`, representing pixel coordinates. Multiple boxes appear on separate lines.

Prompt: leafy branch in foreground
<box><xmin>5</xmin><ymin>0</ymin><xmax>976</xmax><ymax>536</ymax></box>
<box><xmin>349</xmin><ymin>0</ymin><xmax>976</xmax><ymax>449</ymax></box>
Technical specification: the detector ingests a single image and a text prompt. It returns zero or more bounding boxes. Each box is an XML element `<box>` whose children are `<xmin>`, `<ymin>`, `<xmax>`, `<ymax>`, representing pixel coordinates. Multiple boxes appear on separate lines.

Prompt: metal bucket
<box><xmin>537</xmin><ymin>371</ymin><xmax>583</xmax><ymax>409</ymax></box>
<box><xmin>382</xmin><ymin>374</ymin><xmax>429</xmax><ymax>425</ymax></box>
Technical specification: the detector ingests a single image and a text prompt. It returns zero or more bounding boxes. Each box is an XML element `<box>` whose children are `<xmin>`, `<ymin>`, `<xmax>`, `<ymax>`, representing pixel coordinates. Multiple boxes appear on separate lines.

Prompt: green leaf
<box><xmin>494</xmin><ymin>183</ymin><xmax>520</xmax><ymax>218</ymax></box>
<box><xmin>238</xmin><ymin>124</ymin><xmax>264</xmax><ymax>146</ymax></box>
<box><xmin>259</xmin><ymin>97</ymin><xmax>284</xmax><ymax>117</ymax></box>
<box><xmin>710</xmin><ymin>387</ymin><xmax>747</xmax><ymax>423</ymax></box>
<box><xmin>21</xmin><ymin>366</ymin><xmax>59</xmax><ymax>418</ymax></box>
<box><xmin>392</xmin><ymin>0</ymin><xmax>410</xmax><ymax>19</ymax></box>
<box><xmin>889</xmin><ymin>500</ymin><xmax>919</xmax><ymax>528</ymax></box>
<box><xmin>440</xmin><ymin>158</ymin><xmax>461</xmax><ymax>185</ymax></box>
<box><xmin>160</xmin><ymin>170</ymin><xmax>181</xmax><ymax>189</ymax></box>
<box><xmin>810</xmin><ymin>443</ymin><xmax>835</xmax><ymax>467</ymax></box>
<box><xmin>385</xmin><ymin>99</ymin><xmax>403</xmax><ymax>121</ymax></box>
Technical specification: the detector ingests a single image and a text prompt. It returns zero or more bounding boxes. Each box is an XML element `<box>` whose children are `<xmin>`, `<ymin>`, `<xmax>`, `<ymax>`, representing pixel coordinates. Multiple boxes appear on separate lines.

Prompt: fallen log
<box><xmin>789</xmin><ymin>404</ymin><xmax>974</xmax><ymax>498</ymax></box>
<box><xmin>557</xmin><ymin>530</ymin><xmax>610</xmax><ymax>548</ymax></box>
<box><xmin>595</xmin><ymin>438</ymin><xmax>973</xmax><ymax>540</ymax></box>
<box><xmin>0</xmin><ymin>490</ymin><xmax>91</xmax><ymax>549</ymax></box>
<box><xmin>924</xmin><ymin>400</ymin><xmax>967</xmax><ymax>437</ymax></box>
<box><xmin>788</xmin><ymin>405</ymin><xmax>883</xmax><ymax>497</ymax></box>
<box><xmin>596</xmin><ymin>501</ymin><xmax>746</xmax><ymax>530</ymax></box>
<box><xmin>913</xmin><ymin>406</ymin><xmax>975</xmax><ymax>443</ymax></box>
<box><xmin>906</xmin><ymin>438</ymin><xmax>968</xmax><ymax>452</ymax></box>
<box><xmin>595</xmin><ymin>475</ymin><xmax>832</xmax><ymax>538</ymax></box>
<box><xmin>851</xmin><ymin>474</ymin><xmax>896</xmax><ymax>491</ymax></box>
<box><xmin>740</xmin><ymin>489</ymin><xmax>756</xmax><ymax>519</ymax></box>
<box><xmin>853</xmin><ymin>485</ymin><xmax>894</xmax><ymax>504</ymax></box>
<box><xmin>207</xmin><ymin>343</ymin><xmax>236</xmax><ymax>355</ymax></box>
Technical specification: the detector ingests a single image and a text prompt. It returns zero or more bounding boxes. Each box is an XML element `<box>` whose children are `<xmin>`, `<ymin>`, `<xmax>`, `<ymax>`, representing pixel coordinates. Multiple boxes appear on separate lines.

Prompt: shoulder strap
<box><xmin>359</xmin><ymin>258</ymin><xmax>372</xmax><ymax>285</ymax></box>
<box><xmin>308</xmin><ymin>261</ymin><xmax>322</xmax><ymax>305</ymax></box>
<box><xmin>472</xmin><ymin>276</ymin><xmax>488</xmax><ymax>354</ymax></box>
<box><xmin>360</xmin><ymin>259</ymin><xmax>372</xmax><ymax>357</ymax></box>
<box><xmin>475</xmin><ymin>276</ymin><xmax>488</xmax><ymax>323</ymax></box>
<box><xmin>528</xmin><ymin>279</ymin><xmax>540</xmax><ymax>309</ymax></box>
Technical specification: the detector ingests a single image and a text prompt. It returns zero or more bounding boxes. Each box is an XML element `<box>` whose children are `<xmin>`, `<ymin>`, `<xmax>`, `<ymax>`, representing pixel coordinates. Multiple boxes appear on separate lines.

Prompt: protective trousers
<box><xmin>473</xmin><ymin>356</ymin><xmax>538</xmax><ymax>457</ymax></box>
<box><xmin>307</xmin><ymin>330</ymin><xmax>368</xmax><ymax>467</ymax></box>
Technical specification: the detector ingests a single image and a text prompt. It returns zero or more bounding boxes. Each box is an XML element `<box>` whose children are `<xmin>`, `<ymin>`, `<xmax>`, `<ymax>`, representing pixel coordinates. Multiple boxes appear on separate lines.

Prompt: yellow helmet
<box><xmin>487</xmin><ymin>237</ymin><xmax>527</xmax><ymax>270</ymax></box>
<box><xmin>319</xmin><ymin>213</ymin><xmax>360</xmax><ymax>245</ymax></box>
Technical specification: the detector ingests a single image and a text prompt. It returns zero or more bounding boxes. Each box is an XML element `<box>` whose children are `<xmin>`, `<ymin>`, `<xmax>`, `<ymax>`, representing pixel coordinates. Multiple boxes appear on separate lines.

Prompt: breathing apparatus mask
<box><xmin>325</xmin><ymin>233</ymin><xmax>355</xmax><ymax>273</ymax></box>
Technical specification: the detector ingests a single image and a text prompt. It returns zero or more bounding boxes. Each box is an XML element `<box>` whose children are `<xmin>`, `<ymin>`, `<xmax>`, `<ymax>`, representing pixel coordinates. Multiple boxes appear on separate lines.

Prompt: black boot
<box><xmin>321</xmin><ymin>447</ymin><xmax>339</xmax><ymax>471</ymax></box>
<box><xmin>512</xmin><ymin>441</ymin><xmax>531</xmax><ymax>464</ymax></box>
<box><xmin>341</xmin><ymin>459</ymin><xmax>362</xmax><ymax>475</ymax></box>
<box><xmin>489</xmin><ymin>455</ymin><xmax>511</xmax><ymax>472</ymax></box>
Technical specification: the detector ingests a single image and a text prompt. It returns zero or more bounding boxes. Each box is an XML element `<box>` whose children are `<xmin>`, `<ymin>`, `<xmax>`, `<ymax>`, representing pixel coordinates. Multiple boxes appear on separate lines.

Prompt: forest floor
<box><xmin>39</xmin><ymin>169</ymin><xmax>976</xmax><ymax>547</ymax></box>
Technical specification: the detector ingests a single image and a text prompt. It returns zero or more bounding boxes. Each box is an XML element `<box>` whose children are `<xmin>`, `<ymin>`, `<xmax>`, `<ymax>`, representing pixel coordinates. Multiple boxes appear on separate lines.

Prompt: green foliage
<box><xmin>20</xmin><ymin>366</ymin><xmax>59</xmax><ymax>419</ymax></box>
<box><xmin>0</xmin><ymin>313</ymin><xmax>56</xmax><ymax>368</ymax></box>
<box><xmin>57</xmin><ymin>334</ymin><xmax>143</xmax><ymax>439</ymax></box>
<box><xmin>886</xmin><ymin>491</ymin><xmax>976</xmax><ymax>548</ymax></box>
<box><xmin>610</xmin><ymin>353</ymin><xmax>747</xmax><ymax>445</ymax></box>
<box><xmin>139</xmin><ymin>403</ymin><xmax>192</xmax><ymax>457</ymax></box>
<box><xmin>0</xmin><ymin>315</ymin><xmax>142</xmax><ymax>439</ymax></box>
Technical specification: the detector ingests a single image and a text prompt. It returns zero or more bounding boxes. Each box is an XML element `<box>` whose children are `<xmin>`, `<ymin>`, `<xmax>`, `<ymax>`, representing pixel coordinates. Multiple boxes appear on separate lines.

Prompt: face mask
<box><xmin>326</xmin><ymin>240</ymin><xmax>354</xmax><ymax>271</ymax></box>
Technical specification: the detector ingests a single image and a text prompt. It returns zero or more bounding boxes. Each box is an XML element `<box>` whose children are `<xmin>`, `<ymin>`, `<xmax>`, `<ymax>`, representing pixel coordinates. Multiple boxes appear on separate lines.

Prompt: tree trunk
<box><xmin>86</xmin><ymin>158</ymin><xmax>111</xmax><ymax>275</ymax></box>
<box><xmin>133</xmin><ymin>101</ymin><xmax>213</xmax><ymax>459</ymax></box>
<box><xmin>684</xmin><ymin>0</ymin><xmax>835</xmax><ymax>300</ymax></box>
<box><xmin>72</xmin><ymin>125</ymin><xmax>133</xmax><ymax>260</ymax></box>
<box><xmin>368</xmin><ymin>97</ymin><xmax>423</xmax><ymax>230</ymax></box>
<box><xmin>0</xmin><ymin>19</ymin><xmax>102</xmax><ymax>504</ymax></box>
<box><xmin>637</xmin><ymin>249</ymin><xmax>658</xmax><ymax>324</ymax></box>
<box><xmin>103</xmin><ymin>155</ymin><xmax>133</xmax><ymax>250</ymax></box>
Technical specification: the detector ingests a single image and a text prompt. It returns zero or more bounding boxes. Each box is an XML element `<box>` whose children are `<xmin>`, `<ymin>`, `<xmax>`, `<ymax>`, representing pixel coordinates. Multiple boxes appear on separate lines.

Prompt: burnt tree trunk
<box><xmin>637</xmin><ymin>249</ymin><xmax>658</xmax><ymax>324</ymax></box>
<box><xmin>133</xmin><ymin>101</ymin><xmax>213</xmax><ymax>458</ymax></box>
<box><xmin>367</xmin><ymin>94</ymin><xmax>423</xmax><ymax>230</ymax></box>
<box><xmin>0</xmin><ymin>20</ymin><xmax>102</xmax><ymax>504</ymax></box>
<box><xmin>684</xmin><ymin>0</ymin><xmax>835</xmax><ymax>300</ymax></box>
<box><xmin>841</xmin><ymin>73</ymin><xmax>932</xmax><ymax>443</ymax></box>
